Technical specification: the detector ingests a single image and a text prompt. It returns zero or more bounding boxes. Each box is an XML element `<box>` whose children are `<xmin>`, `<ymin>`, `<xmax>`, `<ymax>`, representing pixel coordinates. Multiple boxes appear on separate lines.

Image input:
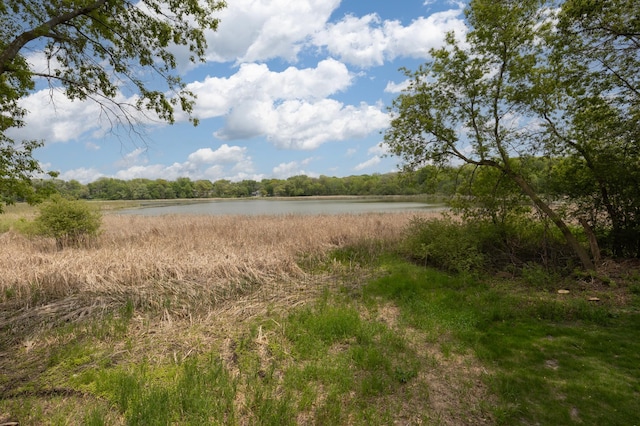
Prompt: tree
<box><xmin>384</xmin><ymin>0</ymin><xmax>595</xmax><ymax>270</ymax></box>
<box><xmin>1</xmin><ymin>0</ymin><xmax>226</xmax><ymax>211</ymax></box>
<box><xmin>0</xmin><ymin>139</ymin><xmax>48</xmax><ymax>211</ymax></box>
<box><xmin>539</xmin><ymin>0</ymin><xmax>640</xmax><ymax>257</ymax></box>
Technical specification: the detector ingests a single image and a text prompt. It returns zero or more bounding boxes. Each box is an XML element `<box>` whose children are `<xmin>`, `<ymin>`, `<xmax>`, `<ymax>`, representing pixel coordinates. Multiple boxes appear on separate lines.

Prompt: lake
<box><xmin>115</xmin><ymin>198</ymin><xmax>446</xmax><ymax>216</ymax></box>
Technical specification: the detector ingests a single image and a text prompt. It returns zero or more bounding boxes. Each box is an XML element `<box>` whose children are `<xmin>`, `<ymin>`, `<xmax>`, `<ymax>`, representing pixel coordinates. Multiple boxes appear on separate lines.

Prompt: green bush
<box><xmin>401</xmin><ymin>213</ymin><xmax>580</xmax><ymax>275</ymax></box>
<box><xmin>400</xmin><ymin>216</ymin><xmax>485</xmax><ymax>273</ymax></box>
<box><xmin>35</xmin><ymin>195</ymin><xmax>102</xmax><ymax>249</ymax></box>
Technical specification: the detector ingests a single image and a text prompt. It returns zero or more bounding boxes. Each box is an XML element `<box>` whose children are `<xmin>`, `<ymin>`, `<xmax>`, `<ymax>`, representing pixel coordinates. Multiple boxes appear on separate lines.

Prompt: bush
<box><xmin>400</xmin><ymin>216</ymin><xmax>485</xmax><ymax>273</ymax></box>
<box><xmin>400</xmin><ymin>213</ymin><xmax>580</xmax><ymax>275</ymax></box>
<box><xmin>35</xmin><ymin>195</ymin><xmax>102</xmax><ymax>249</ymax></box>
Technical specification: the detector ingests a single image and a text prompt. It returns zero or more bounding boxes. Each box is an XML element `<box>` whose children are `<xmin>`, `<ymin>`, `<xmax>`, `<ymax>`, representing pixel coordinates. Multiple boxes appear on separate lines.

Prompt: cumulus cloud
<box><xmin>189</xmin><ymin>59</ymin><xmax>352</xmax><ymax>119</ymax></box>
<box><xmin>204</xmin><ymin>0</ymin><xmax>341</xmax><ymax>64</ymax></box>
<box><xmin>187</xmin><ymin>144</ymin><xmax>247</xmax><ymax>164</ymax></box>
<box><xmin>313</xmin><ymin>14</ymin><xmax>388</xmax><ymax>67</ymax></box>
<box><xmin>384</xmin><ymin>79</ymin><xmax>411</xmax><ymax>93</ymax></box>
<box><xmin>313</xmin><ymin>8</ymin><xmax>467</xmax><ymax>67</ymax></box>
<box><xmin>186</xmin><ymin>59</ymin><xmax>389</xmax><ymax>149</ymax></box>
<box><xmin>272</xmin><ymin>159</ymin><xmax>318</xmax><ymax>179</ymax></box>
<box><xmin>114</xmin><ymin>147</ymin><xmax>148</xmax><ymax>168</ymax></box>
<box><xmin>354</xmin><ymin>156</ymin><xmax>381</xmax><ymax>171</ymax></box>
<box><xmin>7</xmin><ymin>87</ymin><xmax>152</xmax><ymax>144</ymax></box>
<box><xmin>60</xmin><ymin>144</ymin><xmax>260</xmax><ymax>184</ymax></box>
<box><xmin>368</xmin><ymin>142</ymin><xmax>389</xmax><ymax>156</ymax></box>
<box><xmin>58</xmin><ymin>167</ymin><xmax>105</xmax><ymax>184</ymax></box>
<box><xmin>7</xmin><ymin>89</ymin><xmax>105</xmax><ymax>143</ymax></box>
<box><xmin>264</xmin><ymin>100</ymin><xmax>389</xmax><ymax>150</ymax></box>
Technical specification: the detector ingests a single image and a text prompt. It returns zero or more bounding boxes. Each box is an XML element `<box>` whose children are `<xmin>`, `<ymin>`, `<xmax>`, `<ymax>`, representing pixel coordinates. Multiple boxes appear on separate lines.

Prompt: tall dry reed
<box><xmin>1</xmin><ymin>213</ymin><xmax>438</xmax><ymax>315</ymax></box>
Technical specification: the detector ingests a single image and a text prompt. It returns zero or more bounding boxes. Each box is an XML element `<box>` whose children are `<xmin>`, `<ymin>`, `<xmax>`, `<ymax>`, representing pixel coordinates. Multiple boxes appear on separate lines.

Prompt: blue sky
<box><xmin>11</xmin><ymin>0</ymin><xmax>468</xmax><ymax>184</ymax></box>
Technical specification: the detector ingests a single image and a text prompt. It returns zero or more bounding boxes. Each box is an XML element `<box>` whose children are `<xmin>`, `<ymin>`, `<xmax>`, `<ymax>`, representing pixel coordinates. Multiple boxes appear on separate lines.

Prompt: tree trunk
<box><xmin>508</xmin><ymin>172</ymin><xmax>595</xmax><ymax>271</ymax></box>
<box><xmin>579</xmin><ymin>218</ymin><xmax>601</xmax><ymax>264</ymax></box>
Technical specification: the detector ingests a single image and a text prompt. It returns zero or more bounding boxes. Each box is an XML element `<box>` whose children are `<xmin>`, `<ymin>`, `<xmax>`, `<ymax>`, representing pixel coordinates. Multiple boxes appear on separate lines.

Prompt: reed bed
<box><xmin>1</xmin><ymin>212</ymin><xmax>439</xmax><ymax>331</ymax></box>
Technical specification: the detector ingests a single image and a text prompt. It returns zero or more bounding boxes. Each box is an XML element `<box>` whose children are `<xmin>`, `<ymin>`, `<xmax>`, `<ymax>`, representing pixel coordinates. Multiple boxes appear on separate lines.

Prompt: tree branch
<box><xmin>0</xmin><ymin>0</ymin><xmax>109</xmax><ymax>75</ymax></box>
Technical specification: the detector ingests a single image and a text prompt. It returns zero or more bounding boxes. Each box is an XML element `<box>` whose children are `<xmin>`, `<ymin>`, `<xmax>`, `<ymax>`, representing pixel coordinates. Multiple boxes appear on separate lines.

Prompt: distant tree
<box><xmin>194</xmin><ymin>179</ymin><xmax>214</xmax><ymax>198</ymax></box>
<box><xmin>172</xmin><ymin>177</ymin><xmax>194</xmax><ymax>198</ymax></box>
<box><xmin>0</xmin><ymin>0</ymin><xmax>226</xmax><ymax>212</ymax></box>
<box><xmin>87</xmin><ymin>177</ymin><xmax>130</xmax><ymax>199</ymax></box>
<box><xmin>148</xmin><ymin>179</ymin><xmax>175</xmax><ymax>199</ymax></box>
<box><xmin>211</xmin><ymin>179</ymin><xmax>232</xmax><ymax>198</ymax></box>
<box><xmin>128</xmin><ymin>179</ymin><xmax>152</xmax><ymax>200</ymax></box>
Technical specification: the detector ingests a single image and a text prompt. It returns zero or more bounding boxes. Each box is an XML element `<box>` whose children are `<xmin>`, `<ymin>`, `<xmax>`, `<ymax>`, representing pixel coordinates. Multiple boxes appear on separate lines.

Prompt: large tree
<box><xmin>384</xmin><ymin>0</ymin><xmax>596</xmax><ymax>270</ymax></box>
<box><xmin>0</xmin><ymin>0</ymin><xmax>225</xmax><ymax>212</ymax></box>
<box><xmin>539</xmin><ymin>0</ymin><xmax>640</xmax><ymax>256</ymax></box>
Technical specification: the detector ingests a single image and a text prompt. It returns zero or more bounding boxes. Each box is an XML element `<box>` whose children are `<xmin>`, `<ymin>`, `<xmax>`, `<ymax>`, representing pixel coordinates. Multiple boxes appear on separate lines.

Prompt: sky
<box><xmin>10</xmin><ymin>0</ymin><xmax>469</xmax><ymax>184</ymax></box>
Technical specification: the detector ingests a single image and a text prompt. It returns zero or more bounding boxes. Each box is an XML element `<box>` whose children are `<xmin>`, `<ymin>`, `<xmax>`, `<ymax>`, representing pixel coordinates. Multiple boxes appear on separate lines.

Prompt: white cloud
<box><xmin>204</xmin><ymin>0</ymin><xmax>341</xmax><ymax>64</ymax></box>
<box><xmin>115</xmin><ymin>147</ymin><xmax>148</xmax><ymax>168</ymax></box>
<box><xmin>313</xmin><ymin>14</ymin><xmax>388</xmax><ymax>67</ymax></box>
<box><xmin>59</xmin><ymin>167</ymin><xmax>105</xmax><ymax>184</ymax></box>
<box><xmin>384</xmin><ymin>79</ymin><xmax>411</xmax><ymax>93</ymax></box>
<box><xmin>187</xmin><ymin>60</ymin><xmax>388</xmax><ymax>149</ymax></box>
<box><xmin>264</xmin><ymin>100</ymin><xmax>389</xmax><ymax>150</ymax></box>
<box><xmin>368</xmin><ymin>142</ymin><xmax>389</xmax><ymax>156</ymax></box>
<box><xmin>313</xmin><ymin>8</ymin><xmax>467</xmax><ymax>67</ymax></box>
<box><xmin>189</xmin><ymin>59</ymin><xmax>353</xmax><ymax>120</ymax></box>
<box><xmin>8</xmin><ymin>87</ymin><xmax>151</xmax><ymax>144</ymax></box>
<box><xmin>8</xmin><ymin>89</ymin><xmax>105</xmax><ymax>143</ymax></box>
<box><xmin>272</xmin><ymin>160</ymin><xmax>318</xmax><ymax>179</ymax></box>
<box><xmin>111</xmin><ymin>143</ymin><xmax>258</xmax><ymax>182</ymax></box>
<box><xmin>354</xmin><ymin>156</ymin><xmax>381</xmax><ymax>171</ymax></box>
<box><xmin>85</xmin><ymin>142</ymin><xmax>101</xmax><ymax>151</ymax></box>
<box><xmin>187</xmin><ymin>144</ymin><xmax>247</xmax><ymax>164</ymax></box>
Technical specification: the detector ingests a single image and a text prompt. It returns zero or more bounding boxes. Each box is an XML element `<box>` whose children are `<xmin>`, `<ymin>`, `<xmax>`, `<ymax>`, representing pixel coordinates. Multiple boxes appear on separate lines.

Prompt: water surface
<box><xmin>115</xmin><ymin>198</ymin><xmax>445</xmax><ymax>216</ymax></box>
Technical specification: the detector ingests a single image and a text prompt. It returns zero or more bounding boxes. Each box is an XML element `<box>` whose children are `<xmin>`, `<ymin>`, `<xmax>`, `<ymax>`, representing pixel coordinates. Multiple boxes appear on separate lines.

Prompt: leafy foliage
<box><xmin>400</xmin><ymin>216</ymin><xmax>486</xmax><ymax>273</ymax></box>
<box><xmin>0</xmin><ymin>0</ymin><xmax>226</xmax><ymax>212</ymax></box>
<box><xmin>385</xmin><ymin>0</ymin><xmax>595</xmax><ymax>270</ymax></box>
<box><xmin>35</xmin><ymin>195</ymin><xmax>102</xmax><ymax>249</ymax></box>
<box><xmin>400</xmin><ymin>213</ymin><xmax>577</xmax><ymax>274</ymax></box>
<box><xmin>543</xmin><ymin>0</ymin><xmax>640</xmax><ymax>256</ymax></box>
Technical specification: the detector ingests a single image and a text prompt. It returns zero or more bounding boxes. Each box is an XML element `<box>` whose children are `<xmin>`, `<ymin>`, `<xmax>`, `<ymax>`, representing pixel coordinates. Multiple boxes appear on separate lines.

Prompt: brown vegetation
<box><xmin>0</xmin><ymin>212</ymin><xmax>437</xmax><ymax>340</ymax></box>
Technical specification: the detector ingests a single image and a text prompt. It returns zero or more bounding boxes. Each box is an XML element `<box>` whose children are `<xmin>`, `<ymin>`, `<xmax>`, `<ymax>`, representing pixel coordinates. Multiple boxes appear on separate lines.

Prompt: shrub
<box><xmin>401</xmin><ymin>213</ymin><xmax>580</xmax><ymax>275</ymax></box>
<box><xmin>35</xmin><ymin>195</ymin><xmax>102</xmax><ymax>249</ymax></box>
<box><xmin>400</xmin><ymin>216</ymin><xmax>485</xmax><ymax>273</ymax></box>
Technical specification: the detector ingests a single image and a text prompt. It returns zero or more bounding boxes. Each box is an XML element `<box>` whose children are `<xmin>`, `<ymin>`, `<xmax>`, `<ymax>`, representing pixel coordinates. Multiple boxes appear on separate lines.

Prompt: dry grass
<box><xmin>0</xmin><ymin>212</ymin><xmax>439</xmax><ymax>341</ymax></box>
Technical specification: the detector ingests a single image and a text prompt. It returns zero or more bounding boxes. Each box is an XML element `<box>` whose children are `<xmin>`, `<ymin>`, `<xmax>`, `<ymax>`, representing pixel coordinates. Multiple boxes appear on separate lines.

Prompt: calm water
<box><xmin>115</xmin><ymin>198</ymin><xmax>445</xmax><ymax>216</ymax></box>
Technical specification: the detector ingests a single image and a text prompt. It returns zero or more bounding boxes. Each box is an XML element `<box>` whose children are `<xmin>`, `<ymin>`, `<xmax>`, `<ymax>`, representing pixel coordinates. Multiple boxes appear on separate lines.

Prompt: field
<box><xmin>1</xmin><ymin>206</ymin><xmax>639</xmax><ymax>424</ymax></box>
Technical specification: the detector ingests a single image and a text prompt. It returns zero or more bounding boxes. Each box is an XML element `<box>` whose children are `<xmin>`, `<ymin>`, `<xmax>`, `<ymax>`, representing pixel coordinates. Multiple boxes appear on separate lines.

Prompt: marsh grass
<box><xmin>0</xmin><ymin>212</ymin><xmax>416</xmax><ymax>318</ymax></box>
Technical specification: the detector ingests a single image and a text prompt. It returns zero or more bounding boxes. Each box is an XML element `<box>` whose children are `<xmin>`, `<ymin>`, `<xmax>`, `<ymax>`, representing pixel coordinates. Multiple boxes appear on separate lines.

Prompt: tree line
<box><xmin>34</xmin><ymin>169</ymin><xmax>445</xmax><ymax>200</ymax></box>
<box><xmin>31</xmin><ymin>156</ymin><xmax>582</xmax><ymax>201</ymax></box>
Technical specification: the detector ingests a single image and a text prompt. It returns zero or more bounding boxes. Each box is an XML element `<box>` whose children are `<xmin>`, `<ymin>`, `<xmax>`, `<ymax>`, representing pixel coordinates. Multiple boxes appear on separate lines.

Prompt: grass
<box><xmin>364</xmin><ymin>261</ymin><xmax>640</xmax><ymax>425</ymax></box>
<box><xmin>1</xmin><ymin>206</ymin><xmax>639</xmax><ymax>424</ymax></box>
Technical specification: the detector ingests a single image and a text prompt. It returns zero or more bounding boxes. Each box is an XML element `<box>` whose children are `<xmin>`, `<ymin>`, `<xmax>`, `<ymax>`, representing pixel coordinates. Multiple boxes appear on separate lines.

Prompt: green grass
<box><xmin>1</xmin><ymin>249</ymin><xmax>639</xmax><ymax>424</ymax></box>
<box><xmin>364</xmin><ymin>259</ymin><xmax>640</xmax><ymax>425</ymax></box>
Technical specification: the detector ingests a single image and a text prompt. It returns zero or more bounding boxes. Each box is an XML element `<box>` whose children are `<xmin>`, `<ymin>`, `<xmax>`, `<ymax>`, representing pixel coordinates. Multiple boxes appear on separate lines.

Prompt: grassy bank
<box><xmin>1</xmin><ymin>211</ymin><xmax>639</xmax><ymax>424</ymax></box>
